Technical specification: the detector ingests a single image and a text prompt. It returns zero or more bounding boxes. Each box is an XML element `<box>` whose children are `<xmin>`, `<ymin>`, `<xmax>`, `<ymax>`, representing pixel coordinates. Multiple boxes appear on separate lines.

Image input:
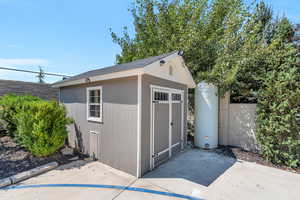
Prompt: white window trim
<box><xmin>86</xmin><ymin>86</ymin><xmax>103</xmax><ymax>123</ymax></box>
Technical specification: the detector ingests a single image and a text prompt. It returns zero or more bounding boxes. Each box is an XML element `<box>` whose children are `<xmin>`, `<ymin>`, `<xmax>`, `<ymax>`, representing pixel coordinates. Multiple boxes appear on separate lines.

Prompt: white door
<box><xmin>150</xmin><ymin>86</ymin><xmax>184</xmax><ymax>169</ymax></box>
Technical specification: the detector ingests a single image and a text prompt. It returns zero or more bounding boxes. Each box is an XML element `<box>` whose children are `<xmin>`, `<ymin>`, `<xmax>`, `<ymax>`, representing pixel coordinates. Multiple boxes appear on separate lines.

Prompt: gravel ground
<box><xmin>0</xmin><ymin>135</ymin><xmax>77</xmax><ymax>179</ymax></box>
<box><xmin>215</xmin><ymin>146</ymin><xmax>300</xmax><ymax>174</ymax></box>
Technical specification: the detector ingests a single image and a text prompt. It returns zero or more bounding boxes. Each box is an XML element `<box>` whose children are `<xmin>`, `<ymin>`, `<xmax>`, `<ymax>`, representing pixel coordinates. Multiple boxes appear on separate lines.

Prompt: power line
<box><xmin>0</xmin><ymin>66</ymin><xmax>71</xmax><ymax>78</ymax></box>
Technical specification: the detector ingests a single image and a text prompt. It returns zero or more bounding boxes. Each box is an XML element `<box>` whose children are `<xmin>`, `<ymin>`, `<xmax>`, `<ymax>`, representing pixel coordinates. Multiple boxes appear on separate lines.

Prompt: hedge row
<box><xmin>0</xmin><ymin>94</ymin><xmax>72</xmax><ymax>156</ymax></box>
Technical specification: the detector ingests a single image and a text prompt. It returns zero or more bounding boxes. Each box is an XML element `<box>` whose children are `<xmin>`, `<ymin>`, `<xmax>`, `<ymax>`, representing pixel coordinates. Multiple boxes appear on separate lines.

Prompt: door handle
<box><xmin>170</xmin><ymin>122</ymin><xmax>173</xmax><ymax>126</ymax></box>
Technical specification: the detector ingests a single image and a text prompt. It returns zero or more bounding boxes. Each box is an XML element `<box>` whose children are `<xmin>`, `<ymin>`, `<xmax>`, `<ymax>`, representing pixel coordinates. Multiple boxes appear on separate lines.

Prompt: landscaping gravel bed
<box><xmin>0</xmin><ymin>135</ymin><xmax>77</xmax><ymax>179</ymax></box>
<box><xmin>216</xmin><ymin>146</ymin><xmax>300</xmax><ymax>174</ymax></box>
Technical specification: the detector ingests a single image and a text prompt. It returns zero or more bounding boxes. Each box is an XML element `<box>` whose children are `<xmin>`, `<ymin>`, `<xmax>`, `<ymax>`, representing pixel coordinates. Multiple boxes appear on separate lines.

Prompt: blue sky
<box><xmin>0</xmin><ymin>0</ymin><xmax>299</xmax><ymax>83</ymax></box>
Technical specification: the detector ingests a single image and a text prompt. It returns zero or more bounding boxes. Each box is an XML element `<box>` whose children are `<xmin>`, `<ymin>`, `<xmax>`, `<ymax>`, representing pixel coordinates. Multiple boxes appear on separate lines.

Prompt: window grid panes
<box><xmin>172</xmin><ymin>93</ymin><xmax>181</xmax><ymax>101</ymax></box>
<box><xmin>154</xmin><ymin>91</ymin><xmax>169</xmax><ymax>101</ymax></box>
<box><xmin>88</xmin><ymin>88</ymin><xmax>101</xmax><ymax>119</ymax></box>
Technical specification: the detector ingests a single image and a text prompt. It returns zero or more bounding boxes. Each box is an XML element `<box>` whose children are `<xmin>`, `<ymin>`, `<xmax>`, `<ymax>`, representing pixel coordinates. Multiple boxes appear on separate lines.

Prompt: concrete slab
<box><xmin>204</xmin><ymin>160</ymin><xmax>300</xmax><ymax>200</ymax></box>
<box><xmin>1</xmin><ymin>149</ymin><xmax>299</xmax><ymax>200</ymax></box>
<box><xmin>116</xmin><ymin>179</ymin><xmax>174</xmax><ymax>200</ymax></box>
<box><xmin>144</xmin><ymin>149</ymin><xmax>236</xmax><ymax>186</ymax></box>
<box><xmin>142</xmin><ymin>177</ymin><xmax>205</xmax><ymax>199</ymax></box>
<box><xmin>0</xmin><ymin>160</ymin><xmax>136</xmax><ymax>200</ymax></box>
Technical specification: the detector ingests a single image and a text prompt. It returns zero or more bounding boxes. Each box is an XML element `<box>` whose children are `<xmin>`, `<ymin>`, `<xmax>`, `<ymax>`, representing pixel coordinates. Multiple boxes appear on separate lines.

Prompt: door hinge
<box><xmin>152</xmin><ymin>153</ymin><xmax>158</xmax><ymax>158</ymax></box>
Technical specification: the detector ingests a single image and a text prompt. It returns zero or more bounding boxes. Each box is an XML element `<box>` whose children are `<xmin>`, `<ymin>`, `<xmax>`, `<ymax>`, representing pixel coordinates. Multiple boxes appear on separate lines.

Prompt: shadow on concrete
<box><xmin>54</xmin><ymin>159</ymin><xmax>93</xmax><ymax>171</ymax></box>
<box><xmin>143</xmin><ymin>148</ymin><xmax>236</xmax><ymax>187</ymax></box>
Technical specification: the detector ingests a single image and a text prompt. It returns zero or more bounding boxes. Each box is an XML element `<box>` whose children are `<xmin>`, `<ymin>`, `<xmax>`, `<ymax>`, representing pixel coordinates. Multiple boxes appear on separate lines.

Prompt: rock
<box><xmin>68</xmin><ymin>156</ymin><xmax>79</xmax><ymax>161</ymax></box>
<box><xmin>61</xmin><ymin>146</ymin><xmax>74</xmax><ymax>156</ymax></box>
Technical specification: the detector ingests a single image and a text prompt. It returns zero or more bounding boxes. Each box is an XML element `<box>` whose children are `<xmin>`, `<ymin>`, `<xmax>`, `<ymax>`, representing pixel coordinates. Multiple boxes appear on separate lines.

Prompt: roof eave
<box><xmin>52</xmin><ymin>68</ymin><xmax>144</xmax><ymax>88</ymax></box>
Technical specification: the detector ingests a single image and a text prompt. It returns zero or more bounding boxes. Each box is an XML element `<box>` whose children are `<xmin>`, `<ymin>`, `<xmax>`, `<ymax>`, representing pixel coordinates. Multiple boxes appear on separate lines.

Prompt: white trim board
<box><xmin>86</xmin><ymin>86</ymin><xmax>103</xmax><ymax>123</ymax></box>
<box><xmin>53</xmin><ymin>54</ymin><xmax>196</xmax><ymax>89</ymax></box>
<box><xmin>136</xmin><ymin>73</ymin><xmax>142</xmax><ymax>178</ymax></box>
<box><xmin>150</xmin><ymin>85</ymin><xmax>185</xmax><ymax>170</ymax></box>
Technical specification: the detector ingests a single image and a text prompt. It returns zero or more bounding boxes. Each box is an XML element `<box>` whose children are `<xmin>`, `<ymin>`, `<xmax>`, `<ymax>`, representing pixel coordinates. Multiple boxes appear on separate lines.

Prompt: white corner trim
<box><xmin>136</xmin><ymin>73</ymin><xmax>142</xmax><ymax>177</ymax></box>
<box><xmin>149</xmin><ymin>87</ymin><xmax>154</xmax><ymax>170</ymax></box>
<box><xmin>181</xmin><ymin>89</ymin><xmax>185</xmax><ymax>149</ymax></box>
<box><xmin>86</xmin><ymin>86</ymin><xmax>103</xmax><ymax>123</ymax></box>
<box><xmin>186</xmin><ymin>89</ymin><xmax>189</xmax><ymax>147</ymax></box>
<box><xmin>168</xmin><ymin>90</ymin><xmax>172</xmax><ymax>158</ymax></box>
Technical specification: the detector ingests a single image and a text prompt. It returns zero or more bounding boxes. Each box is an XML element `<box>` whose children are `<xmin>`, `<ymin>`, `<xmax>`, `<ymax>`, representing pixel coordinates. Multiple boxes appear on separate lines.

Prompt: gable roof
<box><xmin>53</xmin><ymin>51</ymin><xmax>177</xmax><ymax>86</ymax></box>
<box><xmin>53</xmin><ymin>51</ymin><xmax>196</xmax><ymax>88</ymax></box>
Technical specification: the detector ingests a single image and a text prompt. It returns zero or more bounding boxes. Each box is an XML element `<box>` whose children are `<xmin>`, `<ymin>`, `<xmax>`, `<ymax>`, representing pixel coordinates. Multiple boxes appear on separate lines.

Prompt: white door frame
<box><xmin>149</xmin><ymin>85</ymin><xmax>184</xmax><ymax>170</ymax></box>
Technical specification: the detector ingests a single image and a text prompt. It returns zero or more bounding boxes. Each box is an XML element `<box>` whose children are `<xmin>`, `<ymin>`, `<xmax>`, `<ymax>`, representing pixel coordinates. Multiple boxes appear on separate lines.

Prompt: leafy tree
<box><xmin>294</xmin><ymin>24</ymin><xmax>300</xmax><ymax>49</ymax></box>
<box><xmin>111</xmin><ymin>0</ymin><xmax>248</xmax><ymax>82</ymax></box>
<box><xmin>256</xmin><ymin>37</ymin><xmax>300</xmax><ymax>167</ymax></box>
<box><xmin>212</xmin><ymin>2</ymin><xmax>297</xmax><ymax>104</ymax></box>
<box><xmin>209</xmin><ymin>1</ymin><xmax>300</xmax><ymax>167</ymax></box>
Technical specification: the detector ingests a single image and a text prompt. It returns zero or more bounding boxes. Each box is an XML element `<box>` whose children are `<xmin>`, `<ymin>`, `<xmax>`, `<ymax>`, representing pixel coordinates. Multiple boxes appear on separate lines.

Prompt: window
<box><xmin>154</xmin><ymin>91</ymin><xmax>169</xmax><ymax>101</ymax></box>
<box><xmin>172</xmin><ymin>93</ymin><xmax>181</xmax><ymax>101</ymax></box>
<box><xmin>87</xmin><ymin>86</ymin><xmax>102</xmax><ymax>122</ymax></box>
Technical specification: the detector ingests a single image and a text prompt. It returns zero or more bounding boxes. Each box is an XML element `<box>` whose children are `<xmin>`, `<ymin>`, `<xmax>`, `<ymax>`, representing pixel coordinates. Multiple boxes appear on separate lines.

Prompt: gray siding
<box><xmin>141</xmin><ymin>74</ymin><xmax>188</xmax><ymax>175</ymax></box>
<box><xmin>60</xmin><ymin>76</ymin><xmax>138</xmax><ymax>176</ymax></box>
<box><xmin>0</xmin><ymin>79</ymin><xmax>58</xmax><ymax>100</ymax></box>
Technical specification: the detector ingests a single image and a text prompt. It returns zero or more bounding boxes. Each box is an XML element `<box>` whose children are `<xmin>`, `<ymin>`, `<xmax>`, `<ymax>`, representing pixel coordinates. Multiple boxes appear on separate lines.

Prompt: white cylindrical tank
<box><xmin>194</xmin><ymin>82</ymin><xmax>218</xmax><ymax>149</ymax></box>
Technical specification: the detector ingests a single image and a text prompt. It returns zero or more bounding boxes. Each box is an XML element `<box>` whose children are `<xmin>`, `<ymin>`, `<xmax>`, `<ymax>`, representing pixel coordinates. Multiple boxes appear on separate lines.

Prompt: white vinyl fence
<box><xmin>219</xmin><ymin>93</ymin><xmax>259</xmax><ymax>152</ymax></box>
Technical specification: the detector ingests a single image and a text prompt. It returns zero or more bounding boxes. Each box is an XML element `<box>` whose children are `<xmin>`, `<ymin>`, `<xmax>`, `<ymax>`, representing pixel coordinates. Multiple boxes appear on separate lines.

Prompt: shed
<box><xmin>53</xmin><ymin>51</ymin><xmax>196</xmax><ymax>177</ymax></box>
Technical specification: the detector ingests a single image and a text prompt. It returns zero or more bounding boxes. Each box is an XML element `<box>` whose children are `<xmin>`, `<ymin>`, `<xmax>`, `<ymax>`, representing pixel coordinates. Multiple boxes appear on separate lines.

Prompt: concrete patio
<box><xmin>1</xmin><ymin>149</ymin><xmax>299</xmax><ymax>200</ymax></box>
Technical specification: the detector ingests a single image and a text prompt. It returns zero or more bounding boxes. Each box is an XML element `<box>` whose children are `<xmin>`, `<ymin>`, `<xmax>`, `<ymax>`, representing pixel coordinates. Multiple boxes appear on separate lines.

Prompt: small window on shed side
<box><xmin>87</xmin><ymin>86</ymin><xmax>102</xmax><ymax>122</ymax></box>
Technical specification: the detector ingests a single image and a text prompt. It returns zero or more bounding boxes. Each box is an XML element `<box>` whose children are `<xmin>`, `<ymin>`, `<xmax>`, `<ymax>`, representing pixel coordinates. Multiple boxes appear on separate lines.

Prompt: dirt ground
<box><xmin>215</xmin><ymin>146</ymin><xmax>300</xmax><ymax>174</ymax></box>
<box><xmin>0</xmin><ymin>135</ymin><xmax>76</xmax><ymax>179</ymax></box>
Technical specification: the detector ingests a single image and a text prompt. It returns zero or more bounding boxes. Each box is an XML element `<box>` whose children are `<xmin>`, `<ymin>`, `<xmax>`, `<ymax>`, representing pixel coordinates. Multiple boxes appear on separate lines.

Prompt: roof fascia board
<box><xmin>52</xmin><ymin>79</ymin><xmax>86</xmax><ymax>88</ymax></box>
<box><xmin>178</xmin><ymin>56</ymin><xmax>196</xmax><ymax>88</ymax></box>
<box><xmin>52</xmin><ymin>52</ymin><xmax>185</xmax><ymax>88</ymax></box>
<box><xmin>53</xmin><ymin>68</ymin><xmax>144</xmax><ymax>88</ymax></box>
<box><xmin>89</xmin><ymin>68</ymin><xmax>144</xmax><ymax>82</ymax></box>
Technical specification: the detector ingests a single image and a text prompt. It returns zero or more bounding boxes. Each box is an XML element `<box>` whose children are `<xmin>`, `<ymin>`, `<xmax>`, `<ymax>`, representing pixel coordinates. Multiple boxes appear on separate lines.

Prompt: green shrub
<box><xmin>15</xmin><ymin>100</ymin><xmax>72</xmax><ymax>157</ymax></box>
<box><xmin>0</xmin><ymin>94</ymin><xmax>42</xmax><ymax>135</ymax></box>
<box><xmin>256</xmin><ymin>41</ymin><xmax>300</xmax><ymax>168</ymax></box>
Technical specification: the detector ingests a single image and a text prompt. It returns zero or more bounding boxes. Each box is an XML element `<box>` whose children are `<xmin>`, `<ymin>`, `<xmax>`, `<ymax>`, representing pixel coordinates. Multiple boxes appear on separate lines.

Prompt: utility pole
<box><xmin>36</xmin><ymin>66</ymin><xmax>45</xmax><ymax>83</ymax></box>
<box><xmin>0</xmin><ymin>66</ymin><xmax>71</xmax><ymax>82</ymax></box>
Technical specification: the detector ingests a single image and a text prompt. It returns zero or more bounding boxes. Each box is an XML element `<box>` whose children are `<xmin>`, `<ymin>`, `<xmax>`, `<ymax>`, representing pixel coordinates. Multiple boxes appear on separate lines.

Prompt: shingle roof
<box><xmin>54</xmin><ymin>51</ymin><xmax>178</xmax><ymax>86</ymax></box>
